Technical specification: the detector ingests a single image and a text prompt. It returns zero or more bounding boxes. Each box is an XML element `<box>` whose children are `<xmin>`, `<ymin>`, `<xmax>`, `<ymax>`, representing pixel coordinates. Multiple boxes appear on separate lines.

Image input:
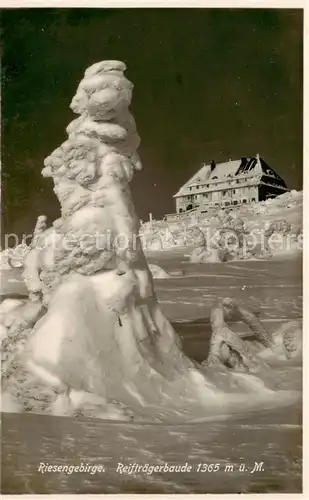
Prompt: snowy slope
<box><xmin>140</xmin><ymin>190</ymin><xmax>302</xmax><ymax>254</ymax></box>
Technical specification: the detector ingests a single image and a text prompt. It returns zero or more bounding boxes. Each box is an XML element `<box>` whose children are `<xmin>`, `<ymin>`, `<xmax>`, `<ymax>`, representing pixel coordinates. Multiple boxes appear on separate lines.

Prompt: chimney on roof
<box><xmin>210</xmin><ymin>160</ymin><xmax>216</xmax><ymax>172</ymax></box>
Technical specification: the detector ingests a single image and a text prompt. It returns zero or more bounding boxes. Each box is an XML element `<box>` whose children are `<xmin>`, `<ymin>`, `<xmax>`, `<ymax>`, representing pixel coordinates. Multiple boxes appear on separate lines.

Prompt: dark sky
<box><xmin>1</xmin><ymin>8</ymin><xmax>303</xmax><ymax>239</ymax></box>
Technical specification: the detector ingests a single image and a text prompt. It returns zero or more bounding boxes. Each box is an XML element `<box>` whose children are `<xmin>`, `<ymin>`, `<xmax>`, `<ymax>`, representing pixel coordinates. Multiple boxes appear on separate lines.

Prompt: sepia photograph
<box><xmin>0</xmin><ymin>6</ymin><xmax>304</xmax><ymax>494</ymax></box>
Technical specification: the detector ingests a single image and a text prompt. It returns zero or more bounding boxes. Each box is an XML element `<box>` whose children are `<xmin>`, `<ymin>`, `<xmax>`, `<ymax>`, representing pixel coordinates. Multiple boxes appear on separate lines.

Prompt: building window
<box><xmin>242</xmin><ymin>199</ymin><xmax>247</xmax><ymax>204</ymax></box>
<box><xmin>233</xmin><ymin>189</ymin><xmax>236</xmax><ymax>194</ymax></box>
<box><xmin>222</xmin><ymin>190</ymin><xmax>227</xmax><ymax>196</ymax></box>
<box><xmin>224</xmin><ymin>201</ymin><xmax>230</xmax><ymax>206</ymax></box>
<box><xmin>233</xmin><ymin>200</ymin><xmax>238</xmax><ymax>205</ymax></box>
<box><xmin>252</xmin><ymin>198</ymin><xmax>256</xmax><ymax>202</ymax></box>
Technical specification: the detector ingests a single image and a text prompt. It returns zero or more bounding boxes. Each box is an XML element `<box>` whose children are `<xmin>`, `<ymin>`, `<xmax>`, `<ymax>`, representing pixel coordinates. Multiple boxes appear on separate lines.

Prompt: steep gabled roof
<box><xmin>235</xmin><ymin>156</ymin><xmax>259</xmax><ymax>176</ymax></box>
<box><xmin>179</xmin><ymin>163</ymin><xmax>211</xmax><ymax>190</ymax></box>
<box><xmin>209</xmin><ymin>159</ymin><xmax>244</xmax><ymax>179</ymax></box>
<box><xmin>259</xmin><ymin>158</ymin><xmax>287</xmax><ymax>187</ymax></box>
<box><xmin>174</xmin><ymin>156</ymin><xmax>263</xmax><ymax>197</ymax></box>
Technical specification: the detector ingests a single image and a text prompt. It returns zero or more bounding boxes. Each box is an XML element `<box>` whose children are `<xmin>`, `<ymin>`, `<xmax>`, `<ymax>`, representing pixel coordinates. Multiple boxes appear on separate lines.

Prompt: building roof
<box><xmin>173</xmin><ymin>155</ymin><xmax>266</xmax><ymax>197</ymax></box>
<box><xmin>209</xmin><ymin>159</ymin><xmax>243</xmax><ymax>179</ymax></box>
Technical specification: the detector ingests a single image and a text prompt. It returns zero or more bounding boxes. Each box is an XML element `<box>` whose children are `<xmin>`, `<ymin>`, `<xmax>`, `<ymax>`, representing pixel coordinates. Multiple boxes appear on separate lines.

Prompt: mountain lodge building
<box><xmin>173</xmin><ymin>154</ymin><xmax>289</xmax><ymax>214</ymax></box>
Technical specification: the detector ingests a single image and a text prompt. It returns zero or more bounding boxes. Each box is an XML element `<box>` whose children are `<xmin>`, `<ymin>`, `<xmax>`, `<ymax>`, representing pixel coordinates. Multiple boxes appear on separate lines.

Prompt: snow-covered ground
<box><xmin>1</xmin><ymin>200</ymin><xmax>302</xmax><ymax>493</ymax></box>
<box><xmin>2</xmin><ymin>256</ymin><xmax>302</xmax><ymax>494</ymax></box>
<box><xmin>149</xmin><ymin>263</ymin><xmax>170</xmax><ymax>279</ymax></box>
<box><xmin>140</xmin><ymin>190</ymin><xmax>302</xmax><ymax>259</ymax></box>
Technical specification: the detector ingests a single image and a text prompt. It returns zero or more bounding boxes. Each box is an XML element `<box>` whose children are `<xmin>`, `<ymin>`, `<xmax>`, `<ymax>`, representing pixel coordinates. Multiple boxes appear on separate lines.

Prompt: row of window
<box><xmin>178</xmin><ymin>197</ymin><xmax>258</xmax><ymax>213</ymax></box>
<box><xmin>186</xmin><ymin>190</ymin><xmax>255</xmax><ymax>201</ymax></box>
<box><xmin>182</xmin><ymin>198</ymin><xmax>256</xmax><ymax>208</ymax></box>
<box><xmin>213</xmin><ymin>198</ymin><xmax>256</xmax><ymax>206</ymax></box>
<box><xmin>188</xmin><ymin>178</ymin><xmax>251</xmax><ymax>191</ymax></box>
<box><xmin>179</xmin><ymin>198</ymin><xmax>258</xmax><ymax>214</ymax></box>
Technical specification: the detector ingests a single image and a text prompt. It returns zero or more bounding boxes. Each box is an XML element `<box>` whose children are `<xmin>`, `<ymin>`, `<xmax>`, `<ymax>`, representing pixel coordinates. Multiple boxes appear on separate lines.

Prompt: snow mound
<box><xmin>0</xmin><ymin>243</ymin><xmax>30</xmax><ymax>270</ymax></box>
<box><xmin>149</xmin><ymin>264</ymin><xmax>170</xmax><ymax>279</ymax></box>
<box><xmin>190</xmin><ymin>247</ymin><xmax>222</xmax><ymax>263</ymax></box>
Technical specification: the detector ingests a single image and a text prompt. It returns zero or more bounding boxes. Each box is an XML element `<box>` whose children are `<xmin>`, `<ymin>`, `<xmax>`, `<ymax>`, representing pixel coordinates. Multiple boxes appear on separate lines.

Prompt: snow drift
<box><xmin>149</xmin><ymin>264</ymin><xmax>170</xmax><ymax>279</ymax></box>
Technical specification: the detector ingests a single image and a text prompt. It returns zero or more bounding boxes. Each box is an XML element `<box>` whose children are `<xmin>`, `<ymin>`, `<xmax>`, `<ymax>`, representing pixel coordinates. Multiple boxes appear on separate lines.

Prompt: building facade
<box><xmin>173</xmin><ymin>155</ymin><xmax>289</xmax><ymax>214</ymax></box>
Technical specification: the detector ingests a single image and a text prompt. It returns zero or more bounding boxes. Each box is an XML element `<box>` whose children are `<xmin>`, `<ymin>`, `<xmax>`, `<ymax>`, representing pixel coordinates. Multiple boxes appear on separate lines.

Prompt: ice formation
<box><xmin>205</xmin><ymin>299</ymin><xmax>271</xmax><ymax>374</ymax></box>
<box><xmin>1</xmin><ymin>61</ymin><xmax>301</xmax><ymax>421</ymax></box>
<box><xmin>209</xmin><ymin>298</ymin><xmax>302</xmax><ymax>368</ymax></box>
